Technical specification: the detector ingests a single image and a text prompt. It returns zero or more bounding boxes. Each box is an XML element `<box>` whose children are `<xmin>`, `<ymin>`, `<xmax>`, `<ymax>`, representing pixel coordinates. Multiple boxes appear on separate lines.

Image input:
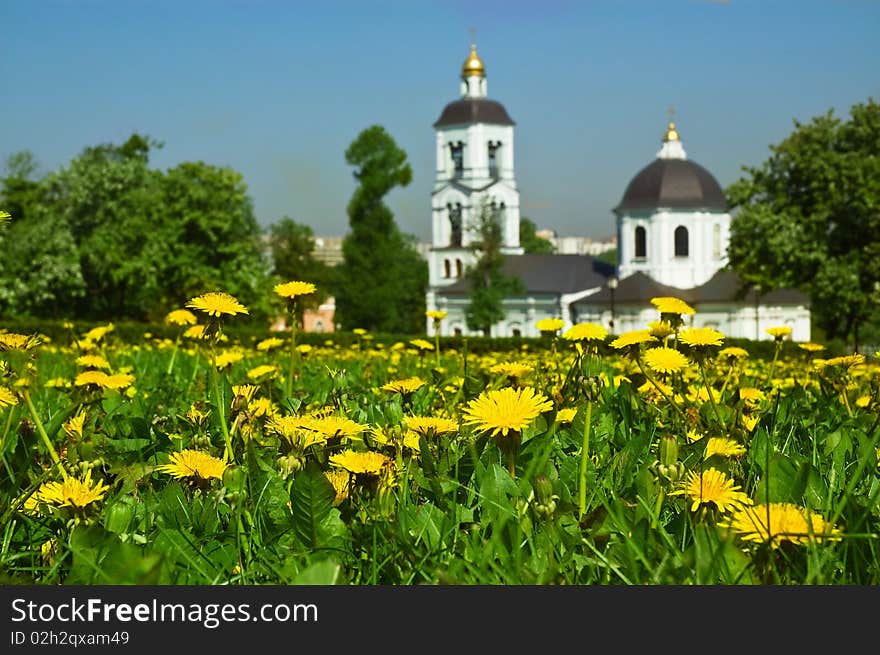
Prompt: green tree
<box><xmin>465</xmin><ymin>199</ymin><xmax>524</xmax><ymax>336</ymax></box>
<box><xmin>336</xmin><ymin>125</ymin><xmax>427</xmax><ymax>333</ymax></box>
<box><xmin>519</xmin><ymin>216</ymin><xmax>555</xmax><ymax>254</ymax></box>
<box><xmin>726</xmin><ymin>97</ymin><xmax>880</xmax><ymax>348</ymax></box>
<box><xmin>267</xmin><ymin>216</ymin><xmax>335</xmax><ymax>319</ymax></box>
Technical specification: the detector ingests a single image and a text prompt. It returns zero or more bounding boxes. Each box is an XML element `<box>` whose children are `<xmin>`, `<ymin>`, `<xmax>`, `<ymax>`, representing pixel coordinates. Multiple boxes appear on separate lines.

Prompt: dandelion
<box><xmin>651</xmin><ymin>296</ymin><xmax>696</xmax><ymax>316</ymax></box>
<box><xmin>404</xmin><ymin>415</ymin><xmax>459</xmax><ymax>437</ymax></box>
<box><xmin>643</xmin><ymin>346</ymin><xmax>690</xmax><ymax>375</ymax></box>
<box><xmin>536</xmin><ymin>317</ymin><xmax>565</xmax><ymax>334</ymax></box>
<box><xmin>720</xmin><ymin>502</ymin><xmax>842</xmax><ymax>548</ymax></box>
<box><xmin>463</xmin><ymin>386</ymin><xmax>553</xmax><ymax>439</ymax></box>
<box><xmin>489</xmin><ymin>362</ymin><xmax>534</xmax><ymax>380</ymax></box>
<box><xmin>426</xmin><ymin>310</ymin><xmax>448</xmax><ymax>321</ymax></box>
<box><xmin>325</xmin><ymin>470</ymin><xmax>351</xmax><ymax>505</ymax></box>
<box><xmin>679</xmin><ymin>327</ymin><xmax>724</xmax><ymax>348</ymax></box>
<box><xmin>75</xmin><ymin>354</ymin><xmax>111</xmax><ymax>370</ymax></box>
<box><xmin>765</xmin><ymin>326</ymin><xmax>792</xmax><ymax>341</ymax></box>
<box><xmin>704</xmin><ymin>437</ymin><xmax>747</xmax><ymax>459</ymax></box>
<box><xmin>647</xmin><ymin>320</ymin><xmax>676</xmax><ymax>341</ymax></box>
<box><xmin>409</xmin><ymin>338</ymin><xmax>434</xmax><ymax>351</ymax></box>
<box><xmin>212</xmin><ymin>351</ymin><xmax>244</xmax><ymax>369</ymax></box>
<box><xmin>555</xmin><ymin>407</ymin><xmax>577</xmax><ymax>424</ymax></box>
<box><xmin>274</xmin><ymin>280</ymin><xmax>317</xmax><ymax>299</ymax></box>
<box><xmin>382</xmin><ymin>377</ymin><xmax>426</xmax><ymax>395</ymax></box>
<box><xmin>0</xmin><ymin>332</ymin><xmax>41</xmax><ymax>351</ymax></box>
<box><xmin>182</xmin><ymin>325</ymin><xmax>209</xmax><ymax>340</ymax></box>
<box><xmin>62</xmin><ymin>413</ymin><xmax>86</xmax><ymax>440</ymax></box>
<box><xmin>165</xmin><ymin>309</ymin><xmax>198</xmax><ymax>326</ymax></box>
<box><xmin>562</xmin><ymin>322</ymin><xmax>608</xmax><ymax>343</ymax></box>
<box><xmin>35</xmin><ymin>469</ymin><xmax>109</xmax><ymax>509</ymax></box>
<box><xmin>186</xmin><ymin>292</ymin><xmax>249</xmax><ymax>318</ymax></box>
<box><xmin>156</xmin><ymin>449</ymin><xmax>227</xmax><ymax>482</ymax></box>
<box><xmin>329</xmin><ymin>449</ymin><xmax>391</xmax><ymax>476</ymax></box>
<box><xmin>611</xmin><ymin>330</ymin><xmax>657</xmax><ymax>350</ymax></box>
<box><xmin>300</xmin><ymin>415</ymin><xmax>368</xmax><ymax>441</ymax></box>
<box><xmin>83</xmin><ymin>324</ymin><xmax>114</xmax><ymax>342</ymax></box>
<box><xmin>257</xmin><ymin>337</ymin><xmax>285</xmax><ymax>351</ymax></box>
<box><xmin>0</xmin><ymin>385</ymin><xmax>17</xmax><ymax>408</ymax></box>
<box><xmin>798</xmin><ymin>342</ymin><xmax>826</xmax><ymax>353</ymax></box>
<box><xmin>247</xmin><ymin>364</ymin><xmax>279</xmax><ymax>381</ymax></box>
<box><xmin>670</xmin><ymin>467</ymin><xmax>752</xmax><ymax>513</ymax></box>
<box><xmin>718</xmin><ymin>346</ymin><xmax>749</xmax><ymax>361</ymax></box>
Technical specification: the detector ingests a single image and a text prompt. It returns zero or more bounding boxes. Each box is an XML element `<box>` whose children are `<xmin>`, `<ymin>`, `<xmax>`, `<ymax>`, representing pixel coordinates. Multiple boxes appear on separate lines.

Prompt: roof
<box><xmin>615</xmin><ymin>158</ymin><xmax>727</xmax><ymax>213</ymax></box>
<box><xmin>438</xmin><ymin>254</ymin><xmax>614</xmax><ymax>296</ymax></box>
<box><xmin>433</xmin><ymin>98</ymin><xmax>515</xmax><ymax>128</ymax></box>
<box><xmin>575</xmin><ymin>269</ymin><xmax>809</xmax><ymax>307</ymax></box>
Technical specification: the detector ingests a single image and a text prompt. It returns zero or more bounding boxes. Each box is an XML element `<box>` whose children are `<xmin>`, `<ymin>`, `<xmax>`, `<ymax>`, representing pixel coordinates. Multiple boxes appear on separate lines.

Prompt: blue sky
<box><xmin>3</xmin><ymin>0</ymin><xmax>879</xmax><ymax>242</ymax></box>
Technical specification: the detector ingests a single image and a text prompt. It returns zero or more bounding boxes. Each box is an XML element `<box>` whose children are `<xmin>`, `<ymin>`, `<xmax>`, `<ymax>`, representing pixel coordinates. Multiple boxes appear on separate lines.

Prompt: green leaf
<box><xmin>291</xmin><ymin>559</ymin><xmax>343</xmax><ymax>585</ymax></box>
<box><xmin>290</xmin><ymin>461</ymin><xmax>336</xmax><ymax>549</ymax></box>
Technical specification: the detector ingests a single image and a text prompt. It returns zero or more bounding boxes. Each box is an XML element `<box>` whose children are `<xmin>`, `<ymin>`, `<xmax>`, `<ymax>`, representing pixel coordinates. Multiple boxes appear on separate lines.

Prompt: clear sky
<box><xmin>3</xmin><ymin>0</ymin><xmax>879</xmax><ymax>242</ymax></box>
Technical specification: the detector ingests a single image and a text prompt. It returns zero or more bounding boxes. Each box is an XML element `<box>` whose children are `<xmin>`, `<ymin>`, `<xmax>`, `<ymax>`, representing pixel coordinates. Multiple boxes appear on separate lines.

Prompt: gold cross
<box><xmin>668</xmin><ymin>105</ymin><xmax>676</xmax><ymax>122</ymax></box>
<box><xmin>469</xmin><ymin>27</ymin><xmax>476</xmax><ymax>47</ymax></box>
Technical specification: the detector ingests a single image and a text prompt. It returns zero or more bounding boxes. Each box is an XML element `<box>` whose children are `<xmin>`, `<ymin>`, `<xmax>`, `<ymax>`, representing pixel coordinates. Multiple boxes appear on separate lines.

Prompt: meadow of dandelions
<box><xmin>2</xmin><ymin>284</ymin><xmax>880</xmax><ymax>585</ymax></box>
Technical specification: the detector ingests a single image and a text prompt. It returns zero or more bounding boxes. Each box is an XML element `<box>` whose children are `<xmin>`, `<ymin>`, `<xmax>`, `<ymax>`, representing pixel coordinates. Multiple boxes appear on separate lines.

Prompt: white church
<box><xmin>425</xmin><ymin>43</ymin><xmax>811</xmax><ymax>341</ymax></box>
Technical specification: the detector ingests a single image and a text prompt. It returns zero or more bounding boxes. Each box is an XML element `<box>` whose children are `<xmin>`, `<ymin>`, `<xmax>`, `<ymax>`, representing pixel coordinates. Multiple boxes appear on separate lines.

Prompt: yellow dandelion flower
<box><xmin>156</xmin><ymin>449</ymin><xmax>227</xmax><ymax>481</ymax></box>
<box><xmin>463</xmin><ymin>386</ymin><xmax>553</xmax><ymax>438</ymax></box>
<box><xmin>248</xmin><ymin>397</ymin><xmax>277</xmax><ymax>418</ymax></box>
<box><xmin>83</xmin><ymin>324</ymin><xmax>114</xmax><ymax>342</ymax></box>
<box><xmin>644</xmin><ymin>346</ymin><xmax>691</xmax><ymax>375</ymax></box>
<box><xmin>329</xmin><ymin>449</ymin><xmax>391</xmax><ymax>475</ymax></box>
<box><xmin>686</xmin><ymin>429</ymin><xmax>705</xmax><ymax>443</ymax></box>
<box><xmin>296</xmin><ymin>344</ymin><xmax>313</xmax><ymax>355</ymax></box>
<box><xmin>741</xmin><ymin>414</ymin><xmax>760</xmax><ymax>432</ymax></box>
<box><xmin>611</xmin><ymin>330</ymin><xmax>658</xmax><ymax>349</ymax></box>
<box><xmin>75</xmin><ymin>354</ymin><xmax>111</xmax><ymax>370</ymax></box>
<box><xmin>45</xmin><ymin>377</ymin><xmax>70</xmax><ymax>389</ymax></box>
<box><xmin>74</xmin><ymin>370</ymin><xmax>111</xmax><ymax>388</ymax></box>
<box><xmin>718</xmin><ymin>346</ymin><xmax>749</xmax><ymax>360</ymax></box>
<box><xmin>798</xmin><ymin>342</ymin><xmax>825</xmax><ymax>353</ymax></box>
<box><xmin>562</xmin><ymin>322</ymin><xmax>608</xmax><ymax>342</ymax></box>
<box><xmin>212</xmin><ymin>351</ymin><xmax>244</xmax><ymax>369</ymax></box>
<box><xmin>650</xmin><ymin>296</ymin><xmax>696</xmax><ymax>315</ymax></box>
<box><xmin>325</xmin><ymin>470</ymin><xmax>351</xmax><ymax>505</ymax></box>
<box><xmin>670</xmin><ymin>467</ymin><xmax>752</xmax><ymax>513</ymax></box>
<box><xmin>739</xmin><ymin>387</ymin><xmax>764</xmax><ymax>406</ymax></box>
<box><xmin>63</xmin><ymin>412</ymin><xmax>87</xmax><ymax>439</ymax></box>
<box><xmin>647</xmin><ymin>320</ymin><xmax>676</xmax><ymax>340</ymax></box>
<box><xmin>720</xmin><ymin>502</ymin><xmax>842</xmax><ymax>548</ymax></box>
<box><xmin>0</xmin><ymin>385</ymin><xmax>18</xmax><ymax>408</ymax></box>
<box><xmin>404</xmin><ymin>415</ymin><xmax>459</xmax><ymax>437</ymax></box>
<box><xmin>352</xmin><ymin>328</ymin><xmax>368</xmax><ymax>336</ymax></box>
<box><xmin>704</xmin><ymin>437</ymin><xmax>747</xmax><ymax>459</ymax></box>
<box><xmin>35</xmin><ymin>470</ymin><xmax>109</xmax><ymax>509</ymax></box>
<box><xmin>425</xmin><ymin>310</ymin><xmax>448</xmax><ymax>320</ymax></box>
<box><xmin>274</xmin><ymin>280</ymin><xmax>317</xmax><ymax>299</ymax></box>
<box><xmin>555</xmin><ymin>408</ymin><xmax>578</xmax><ymax>424</ymax></box>
<box><xmin>855</xmin><ymin>395</ymin><xmax>871</xmax><ymax>409</ymax></box>
<box><xmin>536</xmin><ymin>317</ymin><xmax>565</xmax><ymax>333</ymax></box>
<box><xmin>823</xmin><ymin>354</ymin><xmax>866</xmax><ymax>369</ymax></box>
<box><xmin>409</xmin><ymin>338</ymin><xmax>434</xmax><ymax>351</ymax></box>
<box><xmin>182</xmin><ymin>324</ymin><xmax>209</xmax><ymax>340</ymax></box>
<box><xmin>489</xmin><ymin>362</ymin><xmax>534</xmax><ymax>378</ymax></box>
<box><xmin>247</xmin><ymin>364</ymin><xmax>279</xmax><ymax>380</ymax></box>
<box><xmin>231</xmin><ymin>385</ymin><xmax>258</xmax><ymax>403</ymax></box>
<box><xmin>765</xmin><ymin>325</ymin><xmax>792</xmax><ymax>340</ymax></box>
<box><xmin>679</xmin><ymin>326</ymin><xmax>724</xmax><ymax>348</ymax></box>
<box><xmin>381</xmin><ymin>377</ymin><xmax>426</xmax><ymax>394</ymax></box>
<box><xmin>103</xmin><ymin>373</ymin><xmax>135</xmax><ymax>391</ymax></box>
<box><xmin>186</xmin><ymin>291</ymin><xmax>249</xmax><ymax>317</ymax></box>
<box><xmin>300</xmin><ymin>415</ymin><xmax>368</xmax><ymax>440</ymax></box>
<box><xmin>165</xmin><ymin>309</ymin><xmax>198</xmax><ymax>326</ymax></box>
<box><xmin>0</xmin><ymin>332</ymin><xmax>41</xmax><ymax>351</ymax></box>
<box><xmin>256</xmin><ymin>336</ymin><xmax>285</xmax><ymax>351</ymax></box>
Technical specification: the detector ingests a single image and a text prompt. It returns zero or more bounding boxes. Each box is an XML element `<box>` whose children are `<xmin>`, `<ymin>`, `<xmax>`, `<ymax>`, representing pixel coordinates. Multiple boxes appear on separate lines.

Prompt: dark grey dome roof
<box><xmin>433</xmin><ymin>98</ymin><xmax>515</xmax><ymax>127</ymax></box>
<box><xmin>615</xmin><ymin>158</ymin><xmax>727</xmax><ymax>213</ymax></box>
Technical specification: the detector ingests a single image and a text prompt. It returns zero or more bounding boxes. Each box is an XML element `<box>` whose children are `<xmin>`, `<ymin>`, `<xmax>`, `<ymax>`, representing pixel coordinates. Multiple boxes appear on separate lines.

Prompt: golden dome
<box><xmin>664</xmin><ymin>121</ymin><xmax>680</xmax><ymax>142</ymax></box>
<box><xmin>461</xmin><ymin>43</ymin><xmax>485</xmax><ymax>78</ymax></box>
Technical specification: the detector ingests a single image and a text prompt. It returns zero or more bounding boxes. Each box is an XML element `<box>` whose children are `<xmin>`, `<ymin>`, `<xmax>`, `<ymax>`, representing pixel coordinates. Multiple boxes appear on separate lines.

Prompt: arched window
<box><xmin>712</xmin><ymin>224</ymin><xmax>721</xmax><ymax>259</ymax></box>
<box><xmin>455</xmin><ymin>258</ymin><xmax>463</xmax><ymax>277</ymax></box>
<box><xmin>448</xmin><ymin>203</ymin><xmax>462</xmax><ymax>246</ymax></box>
<box><xmin>443</xmin><ymin>259</ymin><xmax>451</xmax><ymax>278</ymax></box>
<box><xmin>634</xmin><ymin>226</ymin><xmax>647</xmax><ymax>258</ymax></box>
<box><xmin>674</xmin><ymin>226</ymin><xmax>689</xmax><ymax>257</ymax></box>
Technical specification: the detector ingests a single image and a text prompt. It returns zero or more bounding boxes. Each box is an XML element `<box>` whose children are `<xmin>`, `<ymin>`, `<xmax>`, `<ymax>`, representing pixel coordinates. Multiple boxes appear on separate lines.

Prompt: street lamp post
<box><xmin>608</xmin><ymin>276</ymin><xmax>619</xmax><ymax>333</ymax></box>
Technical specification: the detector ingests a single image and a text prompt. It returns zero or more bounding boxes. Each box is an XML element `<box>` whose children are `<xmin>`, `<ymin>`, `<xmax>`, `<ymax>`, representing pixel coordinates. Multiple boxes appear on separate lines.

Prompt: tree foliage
<box><xmin>726</xmin><ymin>97</ymin><xmax>880</xmax><ymax>346</ymax></box>
<box><xmin>336</xmin><ymin>125</ymin><xmax>427</xmax><ymax>333</ymax></box>
<box><xmin>0</xmin><ymin>133</ymin><xmax>273</xmax><ymax>323</ymax></box>
<box><xmin>465</xmin><ymin>199</ymin><xmax>524</xmax><ymax>336</ymax></box>
<box><xmin>519</xmin><ymin>216</ymin><xmax>555</xmax><ymax>254</ymax></box>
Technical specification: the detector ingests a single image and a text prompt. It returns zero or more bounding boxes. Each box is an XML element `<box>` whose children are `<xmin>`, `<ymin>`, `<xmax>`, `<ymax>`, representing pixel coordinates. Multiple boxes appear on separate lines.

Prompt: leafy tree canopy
<box><xmin>519</xmin><ymin>216</ymin><xmax>555</xmax><ymax>254</ymax></box>
<box><xmin>336</xmin><ymin>125</ymin><xmax>427</xmax><ymax>333</ymax></box>
<box><xmin>726</xmin><ymin>97</ymin><xmax>880</xmax><ymax>347</ymax></box>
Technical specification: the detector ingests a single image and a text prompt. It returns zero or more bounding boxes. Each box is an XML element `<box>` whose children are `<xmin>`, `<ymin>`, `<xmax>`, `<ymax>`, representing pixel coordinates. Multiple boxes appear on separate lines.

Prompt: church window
<box><xmin>448</xmin><ymin>203</ymin><xmax>462</xmax><ymax>246</ymax></box>
<box><xmin>453</xmin><ymin>327</ymin><xmax>462</xmax><ymax>336</ymax></box>
<box><xmin>712</xmin><ymin>224</ymin><xmax>721</xmax><ymax>258</ymax></box>
<box><xmin>450</xmin><ymin>142</ymin><xmax>464</xmax><ymax>178</ymax></box>
<box><xmin>634</xmin><ymin>226</ymin><xmax>646</xmax><ymax>258</ymax></box>
<box><xmin>488</xmin><ymin>141</ymin><xmax>500</xmax><ymax>178</ymax></box>
<box><xmin>443</xmin><ymin>259</ymin><xmax>451</xmax><ymax>278</ymax></box>
<box><xmin>455</xmin><ymin>258</ymin><xmax>463</xmax><ymax>277</ymax></box>
<box><xmin>511</xmin><ymin>328</ymin><xmax>521</xmax><ymax>337</ymax></box>
<box><xmin>674</xmin><ymin>226</ymin><xmax>689</xmax><ymax>257</ymax></box>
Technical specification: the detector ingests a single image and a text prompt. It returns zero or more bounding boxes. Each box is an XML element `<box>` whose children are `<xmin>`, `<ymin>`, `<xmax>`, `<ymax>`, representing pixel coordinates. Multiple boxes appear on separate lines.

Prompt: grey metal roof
<box><xmin>433</xmin><ymin>98</ymin><xmax>515</xmax><ymax>127</ymax></box>
<box><xmin>574</xmin><ymin>269</ymin><xmax>809</xmax><ymax>307</ymax></box>
<box><xmin>615</xmin><ymin>158</ymin><xmax>727</xmax><ymax>213</ymax></box>
<box><xmin>438</xmin><ymin>254</ymin><xmax>614</xmax><ymax>296</ymax></box>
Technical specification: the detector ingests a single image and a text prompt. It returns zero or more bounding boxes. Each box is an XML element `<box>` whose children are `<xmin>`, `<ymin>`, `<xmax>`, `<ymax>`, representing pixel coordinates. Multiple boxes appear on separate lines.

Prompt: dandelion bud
<box><xmin>533</xmin><ymin>475</ymin><xmax>554</xmax><ymax>506</ymax></box>
<box><xmin>659</xmin><ymin>434</ymin><xmax>679</xmax><ymax>468</ymax></box>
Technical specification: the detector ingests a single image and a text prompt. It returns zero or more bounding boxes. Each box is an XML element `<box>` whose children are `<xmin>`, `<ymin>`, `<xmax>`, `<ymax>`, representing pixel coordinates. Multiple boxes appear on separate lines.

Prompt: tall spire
<box><xmin>460</xmin><ymin>30</ymin><xmax>487</xmax><ymax>98</ymax></box>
